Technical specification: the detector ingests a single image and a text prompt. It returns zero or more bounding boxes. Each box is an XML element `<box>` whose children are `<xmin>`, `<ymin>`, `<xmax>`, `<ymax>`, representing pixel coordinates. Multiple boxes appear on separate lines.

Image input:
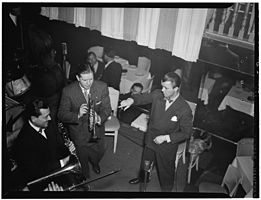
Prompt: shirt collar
<box><xmin>29</xmin><ymin>120</ymin><xmax>42</xmax><ymax>133</ymax></box>
<box><xmin>165</xmin><ymin>93</ymin><xmax>179</xmax><ymax>103</ymax></box>
<box><xmin>105</xmin><ymin>60</ymin><xmax>114</xmax><ymax>69</ymax></box>
<box><xmin>79</xmin><ymin>83</ymin><xmax>90</xmax><ymax>94</ymax></box>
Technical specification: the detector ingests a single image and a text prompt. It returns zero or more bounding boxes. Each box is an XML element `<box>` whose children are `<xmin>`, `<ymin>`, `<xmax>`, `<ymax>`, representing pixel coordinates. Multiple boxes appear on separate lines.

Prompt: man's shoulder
<box><xmin>63</xmin><ymin>81</ymin><xmax>78</xmax><ymax>92</ymax></box>
<box><xmin>93</xmin><ymin>80</ymin><xmax>107</xmax><ymax>88</ymax></box>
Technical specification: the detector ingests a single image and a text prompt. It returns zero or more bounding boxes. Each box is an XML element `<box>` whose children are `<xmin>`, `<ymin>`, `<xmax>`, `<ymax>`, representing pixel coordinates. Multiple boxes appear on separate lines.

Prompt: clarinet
<box><xmin>57</xmin><ymin>122</ymin><xmax>81</xmax><ymax>169</ymax></box>
<box><xmin>88</xmin><ymin>93</ymin><xmax>99</xmax><ymax>142</ymax></box>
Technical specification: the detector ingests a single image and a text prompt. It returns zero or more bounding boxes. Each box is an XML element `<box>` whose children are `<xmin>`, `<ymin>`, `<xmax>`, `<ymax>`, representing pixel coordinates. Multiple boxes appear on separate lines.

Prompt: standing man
<box><xmin>120</xmin><ymin>71</ymin><xmax>193</xmax><ymax>191</ymax></box>
<box><xmin>58</xmin><ymin>64</ymin><xmax>111</xmax><ymax>179</ymax></box>
<box><xmin>86</xmin><ymin>51</ymin><xmax>105</xmax><ymax>80</ymax></box>
<box><xmin>13</xmin><ymin>99</ymin><xmax>71</xmax><ymax>184</ymax></box>
<box><xmin>101</xmin><ymin>47</ymin><xmax>122</xmax><ymax>91</ymax></box>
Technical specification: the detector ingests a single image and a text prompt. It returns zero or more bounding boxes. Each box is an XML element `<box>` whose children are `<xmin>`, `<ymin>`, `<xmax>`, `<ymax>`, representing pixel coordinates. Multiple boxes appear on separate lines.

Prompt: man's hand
<box><xmin>61</xmin><ymin>155</ymin><xmax>70</xmax><ymax>167</ymax></box>
<box><xmin>118</xmin><ymin>98</ymin><xmax>134</xmax><ymax>111</ymax></box>
<box><xmin>44</xmin><ymin>182</ymin><xmax>64</xmax><ymax>191</ymax></box>
<box><xmin>78</xmin><ymin>103</ymin><xmax>88</xmax><ymax>118</ymax></box>
<box><xmin>153</xmin><ymin>135</ymin><xmax>171</xmax><ymax>145</ymax></box>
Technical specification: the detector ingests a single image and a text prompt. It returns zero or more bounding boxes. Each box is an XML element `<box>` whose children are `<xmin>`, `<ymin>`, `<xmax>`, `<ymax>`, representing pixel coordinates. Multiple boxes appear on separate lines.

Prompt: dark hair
<box><xmin>26</xmin><ymin>99</ymin><xmax>49</xmax><ymax>119</ymax></box>
<box><xmin>162</xmin><ymin>71</ymin><xmax>181</xmax><ymax>88</ymax></box>
<box><xmin>104</xmin><ymin>47</ymin><xmax>116</xmax><ymax>58</ymax></box>
<box><xmin>131</xmin><ymin>82</ymin><xmax>143</xmax><ymax>91</ymax></box>
<box><xmin>76</xmin><ymin>63</ymin><xmax>93</xmax><ymax>76</ymax></box>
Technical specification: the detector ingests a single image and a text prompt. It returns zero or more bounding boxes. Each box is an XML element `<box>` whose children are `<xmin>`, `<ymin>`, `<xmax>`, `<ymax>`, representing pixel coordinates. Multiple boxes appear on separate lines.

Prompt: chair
<box><xmin>175</xmin><ymin>101</ymin><xmax>197</xmax><ymax>172</ymax></box>
<box><xmin>88</xmin><ymin>46</ymin><xmax>104</xmax><ymax>62</ymax></box>
<box><xmin>137</xmin><ymin>56</ymin><xmax>151</xmax><ymax>72</ymax></box>
<box><xmin>174</xmin><ymin>68</ymin><xmax>182</xmax><ymax>78</ymax></box>
<box><xmin>141</xmin><ymin>75</ymin><xmax>154</xmax><ymax>94</ymax></box>
<box><xmin>105</xmin><ymin>87</ymin><xmax>120</xmax><ymax>153</ymax></box>
<box><xmin>199</xmin><ymin>164</ymin><xmax>243</xmax><ymax>197</ymax></box>
<box><xmin>236</xmin><ymin>138</ymin><xmax>253</xmax><ymax>157</ymax></box>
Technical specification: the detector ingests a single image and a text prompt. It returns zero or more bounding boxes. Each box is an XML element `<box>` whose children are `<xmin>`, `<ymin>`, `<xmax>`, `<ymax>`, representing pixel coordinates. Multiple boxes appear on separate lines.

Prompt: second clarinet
<box><xmin>88</xmin><ymin>93</ymin><xmax>99</xmax><ymax>142</ymax></box>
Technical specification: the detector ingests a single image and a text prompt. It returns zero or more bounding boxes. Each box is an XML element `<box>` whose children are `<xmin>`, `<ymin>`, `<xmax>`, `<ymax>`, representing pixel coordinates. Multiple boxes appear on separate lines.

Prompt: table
<box><xmin>120</xmin><ymin>66</ymin><xmax>151</xmax><ymax>94</ymax></box>
<box><xmin>198</xmin><ymin>73</ymin><xmax>216</xmax><ymax>105</ymax></box>
<box><xmin>218</xmin><ymin>85</ymin><xmax>254</xmax><ymax>117</ymax></box>
<box><xmin>131</xmin><ymin>113</ymin><xmax>149</xmax><ymax>132</ymax></box>
<box><xmin>114</xmin><ymin>57</ymin><xmax>129</xmax><ymax>69</ymax></box>
<box><xmin>232</xmin><ymin>156</ymin><xmax>253</xmax><ymax>194</ymax></box>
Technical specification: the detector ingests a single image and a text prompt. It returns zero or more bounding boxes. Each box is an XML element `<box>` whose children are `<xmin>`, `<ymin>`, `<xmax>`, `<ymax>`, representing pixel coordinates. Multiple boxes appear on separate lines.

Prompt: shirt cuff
<box><xmin>127</xmin><ymin>98</ymin><xmax>134</xmax><ymax>105</ymax></box>
<box><xmin>96</xmin><ymin>115</ymin><xmax>101</xmax><ymax>125</ymax></box>
<box><xmin>165</xmin><ymin>135</ymin><xmax>171</xmax><ymax>143</ymax></box>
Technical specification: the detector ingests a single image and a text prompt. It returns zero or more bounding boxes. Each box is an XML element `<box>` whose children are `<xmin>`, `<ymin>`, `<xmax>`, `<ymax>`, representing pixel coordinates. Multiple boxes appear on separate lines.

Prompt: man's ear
<box><xmin>173</xmin><ymin>86</ymin><xmax>179</xmax><ymax>92</ymax></box>
<box><xmin>31</xmin><ymin>116</ymin><xmax>37</xmax><ymax>123</ymax></box>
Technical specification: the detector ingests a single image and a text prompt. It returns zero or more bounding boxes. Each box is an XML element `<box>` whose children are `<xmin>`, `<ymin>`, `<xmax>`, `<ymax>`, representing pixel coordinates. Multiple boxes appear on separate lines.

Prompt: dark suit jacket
<box><xmin>13</xmin><ymin>121</ymin><xmax>70</xmax><ymax>183</ymax></box>
<box><xmin>132</xmin><ymin>89</ymin><xmax>193</xmax><ymax>153</ymax></box>
<box><xmin>101</xmin><ymin>61</ymin><xmax>122</xmax><ymax>91</ymax></box>
<box><xmin>92</xmin><ymin>61</ymin><xmax>105</xmax><ymax>80</ymax></box>
<box><xmin>57</xmin><ymin>80</ymin><xmax>111</xmax><ymax>147</ymax></box>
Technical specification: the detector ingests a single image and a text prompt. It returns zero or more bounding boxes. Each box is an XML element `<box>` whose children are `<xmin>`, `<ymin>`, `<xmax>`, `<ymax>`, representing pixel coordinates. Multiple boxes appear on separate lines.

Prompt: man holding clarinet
<box><xmin>58</xmin><ymin>63</ymin><xmax>111</xmax><ymax>179</ymax></box>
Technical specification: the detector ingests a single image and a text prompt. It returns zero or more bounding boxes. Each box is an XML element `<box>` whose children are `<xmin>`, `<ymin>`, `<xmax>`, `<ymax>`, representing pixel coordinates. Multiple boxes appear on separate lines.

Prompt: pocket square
<box><xmin>171</xmin><ymin>116</ymin><xmax>178</xmax><ymax>122</ymax></box>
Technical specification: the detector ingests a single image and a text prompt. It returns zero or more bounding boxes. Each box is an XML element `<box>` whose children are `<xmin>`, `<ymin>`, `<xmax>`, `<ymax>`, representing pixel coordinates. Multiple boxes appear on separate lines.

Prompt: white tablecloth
<box><xmin>232</xmin><ymin>156</ymin><xmax>253</xmax><ymax>194</ymax></box>
<box><xmin>198</xmin><ymin>73</ymin><xmax>216</xmax><ymax>105</ymax></box>
<box><xmin>114</xmin><ymin>57</ymin><xmax>129</xmax><ymax>69</ymax></box>
<box><xmin>131</xmin><ymin>113</ymin><xmax>149</xmax><ymax>132</ymax></box>
<box><xmin>218</xmin><ymin>85</ymin><xmax>254</xmax><ymax>116</ymax></box>
<box><xmin>120</xmin><ymin>66</ymin><xmax>151</xmax><ymax>94</ymax></box>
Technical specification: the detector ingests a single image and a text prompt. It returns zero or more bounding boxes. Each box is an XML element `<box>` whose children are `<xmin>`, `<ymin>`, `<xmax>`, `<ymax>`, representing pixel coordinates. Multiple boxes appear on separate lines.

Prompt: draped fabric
<box><xmin>41</xmin><ymin>7</ymin><xmax>209</xmax><ymax>62</ymax></box>
<box><xmin>136</xmin><ymin>8</ymin><xmax>160</xmax><ymax>49</ymax></box>
<box><xmin>101</xmin><ymin>8</ymin><xmax>124</xmax><ymax>39</ymax></box>
<box><xmin>172</xmin><ymin>9</ymin><xmax>208</xmax><ymax>62</ymax></box>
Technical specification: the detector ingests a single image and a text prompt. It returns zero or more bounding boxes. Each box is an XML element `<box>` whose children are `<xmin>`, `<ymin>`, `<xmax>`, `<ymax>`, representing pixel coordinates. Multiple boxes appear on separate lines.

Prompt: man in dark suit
<box><xmin>86</xmin><ymin>51</ymin><xmax>105</xmax><ymax>80</ymax></box>
<box><xmin>120</xmin><ymin>72</ymin><xmax>193</xmax><ymax>191</ymax></box>
<box><xmin>13</xmin><ymin>99</ymin><xmax>71</xmax><ymax>185</ymax></box>
<box><xmin>101</xmin><ymin>47</ymin><xmax>122</xmax><ymax>91</ymax></box>
<box><xmin>58</xmin><ymin>64</ymin><xmax>111</xmax><ymax>179</ymax></box>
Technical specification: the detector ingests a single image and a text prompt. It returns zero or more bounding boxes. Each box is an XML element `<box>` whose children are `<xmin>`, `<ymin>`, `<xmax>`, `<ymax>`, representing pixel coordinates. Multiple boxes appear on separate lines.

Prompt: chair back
<box><xmin>186</xmin><ymin>100</ymin><xmax>197</xmax><ymax>122</ymax></box>
<box><xmin>174</xmin><ymin>68</ymin><xmax>182</xmax><ymax>78</ymax></box>
<box><xmin>236</xmin><ymin>138</ymin><xmax>253</xmax><ymax>157</ymax></box>
<box><xmin>221</xmin><ymin>164</ymin><xmax>243</xmax><ymax>197</ymax></box>
<box><xmin>88</xmin><ymin>46</ymin><xmax>104</xmax><ymax>61</ymax></box>
<box><xmin>142</xmin><ymin>75</ymin><xmax>154</xmax><ymax>94</ymax></box>
<box><xmin>108</xmin><ymin>87</ymin><xmax>120</xmax><ymax>116</ymax></box>
<box><xmin>137</xmin><ymin>57</ymin><xmax>151</xmax><ymax>72</ymax></box>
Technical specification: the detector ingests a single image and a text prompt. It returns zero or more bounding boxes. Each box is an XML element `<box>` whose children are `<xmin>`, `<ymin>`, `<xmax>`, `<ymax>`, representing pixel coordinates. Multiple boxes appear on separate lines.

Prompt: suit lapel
<box><xmin>165</xmin><ymin>95</ymin><xmax>182</xmax><ymax>114</ymax></box>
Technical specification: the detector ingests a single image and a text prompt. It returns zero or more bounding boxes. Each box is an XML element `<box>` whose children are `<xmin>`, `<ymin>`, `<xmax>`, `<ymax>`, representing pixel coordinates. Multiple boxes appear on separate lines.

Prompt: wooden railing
<box><xmin>204</xmin><ymin>3</ymin><xmax>255</xmax><ymax>50</ymax></box>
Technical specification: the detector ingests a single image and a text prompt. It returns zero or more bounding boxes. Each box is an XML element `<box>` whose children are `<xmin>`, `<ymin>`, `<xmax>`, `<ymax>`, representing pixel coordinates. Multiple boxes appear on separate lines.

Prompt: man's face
<box><xmin>88</xmin><ymin>54</ymin><xmax>97</xmax><ymax>66</ymax></box>
<box><xmin>32</xmin><ymin>108</ymin><xmax>51</xmax><ymax>128</ymax></box>
<box><xmin>77</xmin><ymin>72</ymin><xmax>94</xmax><ymax>90</ymax></box>
<box><xmin>161</xmin><ymin>81</ymin><xmax>178</xmax><ymax>99</ymax></box>
<box><xmin>131</xmin><ymin>86</ymin><xmax>142</xmax><ymax>95</ymax></box>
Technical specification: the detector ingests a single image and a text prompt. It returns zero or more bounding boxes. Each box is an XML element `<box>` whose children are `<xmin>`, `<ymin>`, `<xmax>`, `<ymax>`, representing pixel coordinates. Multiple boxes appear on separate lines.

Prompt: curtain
<box><xmin>101</xmin><ymin>8</ymin><xmax>124</xmax><ymax>40</ymax></box>
<box><xmin>136</xmin><ymin>8</ymin><xmax>160</xmax><ymax>49</ymax></box>
<box><xmin>41</xmin><ymin>7</ymin><xmax>208</xmax><ymax>62</ymax></box>
<box><xmin>172</xmin><ymin>9</ymin><xmax>208</xmax><ymax>62</ymax></box>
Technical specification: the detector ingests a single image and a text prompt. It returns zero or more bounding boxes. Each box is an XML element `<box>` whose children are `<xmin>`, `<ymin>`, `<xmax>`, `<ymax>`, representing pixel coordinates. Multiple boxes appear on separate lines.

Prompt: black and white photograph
<box><xmin>2</xmin><ymin>2</ymin><xmax>258</xmax><ymax>198</ymax></box>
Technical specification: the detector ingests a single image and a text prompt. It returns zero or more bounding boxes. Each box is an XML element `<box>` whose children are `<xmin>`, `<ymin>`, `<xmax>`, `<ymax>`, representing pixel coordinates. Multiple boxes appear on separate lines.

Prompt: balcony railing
<box><xmin>204</xmin><ymin>3</ymin><xmax>255</xmax><ymax>50</ymax></box>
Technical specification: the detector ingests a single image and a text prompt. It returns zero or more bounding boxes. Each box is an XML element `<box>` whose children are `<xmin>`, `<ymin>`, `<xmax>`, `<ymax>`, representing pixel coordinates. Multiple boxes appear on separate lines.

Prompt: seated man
<box><xmin>119</xmin><ymin>83</ymin><xmax>151</xmax><ymax>125</ymax></box>
<box><xmin>13</xmin><ymin>99</ymin><xmax>72</xmax><ymax>186</ymax></box>
<box><xmin>86</xmin><ymin>51</ymin><xmax>105</xmax><ymax>80</ymax></box>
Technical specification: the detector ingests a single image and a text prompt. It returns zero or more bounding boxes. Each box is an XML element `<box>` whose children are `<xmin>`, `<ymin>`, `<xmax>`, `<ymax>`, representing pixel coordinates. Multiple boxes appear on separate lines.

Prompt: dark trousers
<box><xmin>76</xmin><ymin>138</ymin><xmax>105</xmax><ymax>179</ymax></box>
<box><xmin>139</xmin><ymin>145</ymin><xmax>177</xmax><ymax>192</ymax></box>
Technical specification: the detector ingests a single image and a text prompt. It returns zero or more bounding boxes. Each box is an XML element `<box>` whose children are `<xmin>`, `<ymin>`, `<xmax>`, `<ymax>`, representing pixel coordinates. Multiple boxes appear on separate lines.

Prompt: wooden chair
<box><xmin>105</xmin><ymin>87</ymin><xmax>120</xmax><ymax>153</ymax></box>
<box><xmin>236</xmin><ymin>138</ymin><xmax>253</xmax><ymax>157</ymax></box>
<box><xmin>199</xmin><ymin>164</ymin><xmax>243</xmax><ymax>197</ymax></box>
<box><xmin>88</xmin><ymin>46</ymin><xmax>104</xmax><ymax>62</ymax></box>
<box><xmin>141</xmin><ymin>75</ymin><xmax>154</xmax><ymax>94</ymax></box>
<box><xmin>137</xmin><ymin>56</ymin><xmax>151</xmax><ymax>72</ymax></box>
<box><xmin>175</xmin><ymin>101</ymin><xmax>197</xmax><ymax>172</ymax></box>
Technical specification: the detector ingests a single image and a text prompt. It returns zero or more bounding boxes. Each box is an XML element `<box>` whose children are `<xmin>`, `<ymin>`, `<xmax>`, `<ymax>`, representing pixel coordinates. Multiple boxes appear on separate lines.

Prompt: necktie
<box><xmin>84</xmin><ymin>89</ymin><xmax>89</xmax><ymax>103</ymax></box>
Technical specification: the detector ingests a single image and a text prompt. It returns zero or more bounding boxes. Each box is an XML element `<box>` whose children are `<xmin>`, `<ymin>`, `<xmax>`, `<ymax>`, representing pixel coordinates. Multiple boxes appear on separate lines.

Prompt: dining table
<box><xmin>218</xmin><ymin>84</ymin><xmax>254</xmax><ymax>117</ymax></box>
<box><xmin>120</xmin><ymin>65</ymin><xmax>151</xmax><ymax>94</ymax></box>
<box><xmin>232</xmin><ymin>156</ymin><xmax>253</xmax><ymax>194</ymax></box>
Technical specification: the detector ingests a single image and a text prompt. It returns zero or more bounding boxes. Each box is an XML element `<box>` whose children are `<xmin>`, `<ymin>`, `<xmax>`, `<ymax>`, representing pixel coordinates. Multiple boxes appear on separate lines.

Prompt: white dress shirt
<box><xmin>29</xmin><ymin>120</ymin><xmax>46</xmax><ymax>139</ymax></box>
<box><xmin>104</xmin><ymin>60</ymin><xmax>114</xmax><ymax>69</ymax></box>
